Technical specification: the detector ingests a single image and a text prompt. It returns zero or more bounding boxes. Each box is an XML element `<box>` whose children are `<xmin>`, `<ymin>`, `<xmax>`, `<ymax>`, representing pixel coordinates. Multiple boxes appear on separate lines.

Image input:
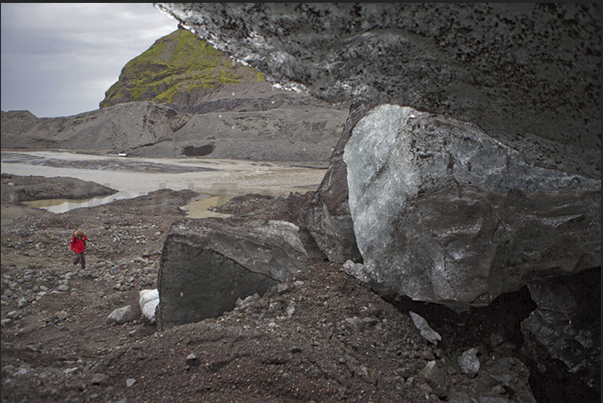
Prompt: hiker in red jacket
<box><xmin>70</xmin><ymin>229</ymin><xmax>87</xmax><ymax>269</ymax></box>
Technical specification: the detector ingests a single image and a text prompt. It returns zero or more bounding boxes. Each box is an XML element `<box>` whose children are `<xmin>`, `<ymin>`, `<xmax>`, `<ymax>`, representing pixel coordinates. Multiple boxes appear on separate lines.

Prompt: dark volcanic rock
<box><xmin>521</xmin><ymin>268</ymin><xmax>601</xmax><ymax>397</ymax></box>
<box><xmin>156</xmin><ymin>217</ymin><xmax>309</xmax><ymax>330</ymax></box>
<box><xmin>1</xmin><ymin>173</ymin><xmax>117</xmax><ymax>204</ymax></box>
<box><xmin>300</xmin><ymin>102</ymin><xmax>373</xmax><ymax>263</ymax></box>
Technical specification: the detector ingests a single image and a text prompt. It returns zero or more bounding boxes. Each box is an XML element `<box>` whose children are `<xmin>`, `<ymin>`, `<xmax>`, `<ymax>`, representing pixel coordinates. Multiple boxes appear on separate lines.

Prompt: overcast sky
<box><xmin>1</xmin><ymin>3</ymin><xmax>179</xmax><ymax>118</ymax></box>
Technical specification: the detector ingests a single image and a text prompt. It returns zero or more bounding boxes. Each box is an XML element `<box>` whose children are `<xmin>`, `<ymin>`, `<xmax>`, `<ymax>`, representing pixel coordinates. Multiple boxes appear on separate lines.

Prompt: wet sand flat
<box><xmin>1</xmin><ymin>150</ymin><xmax>327</xmax><ymax>198</ymax></box>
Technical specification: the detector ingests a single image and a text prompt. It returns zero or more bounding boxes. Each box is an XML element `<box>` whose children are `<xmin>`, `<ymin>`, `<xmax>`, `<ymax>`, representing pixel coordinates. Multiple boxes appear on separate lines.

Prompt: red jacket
<box><xmin>71</xmin><ymin>235</ymin><xmax>87</xmax><ymax>253</ymax></box>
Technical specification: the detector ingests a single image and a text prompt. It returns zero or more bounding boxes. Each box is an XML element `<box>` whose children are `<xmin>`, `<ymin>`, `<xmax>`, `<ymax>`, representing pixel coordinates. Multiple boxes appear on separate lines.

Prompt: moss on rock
<box><xmin>100</xmin><ymin>28</ymin><xmax>264</xmax><ymax>108</ymax></box>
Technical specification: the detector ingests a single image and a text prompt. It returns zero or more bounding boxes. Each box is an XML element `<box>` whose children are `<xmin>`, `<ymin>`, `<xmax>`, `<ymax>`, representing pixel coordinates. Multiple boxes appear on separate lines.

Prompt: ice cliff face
<box><xmin>155</xmin><ymin>3</ymin><xmax>600</xmax><ymax>179</ymax></box>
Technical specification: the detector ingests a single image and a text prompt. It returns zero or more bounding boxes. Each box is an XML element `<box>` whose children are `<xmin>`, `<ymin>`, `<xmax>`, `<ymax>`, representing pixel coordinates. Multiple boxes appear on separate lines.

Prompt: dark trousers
<box><xmin>73</xmin><ymin>252</ymin><xmax>86</xmax><ymax>269</ymax></box>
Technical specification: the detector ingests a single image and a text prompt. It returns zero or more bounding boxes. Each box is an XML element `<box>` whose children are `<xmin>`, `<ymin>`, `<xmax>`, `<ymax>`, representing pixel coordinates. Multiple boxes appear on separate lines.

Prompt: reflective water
<box><xmin>2</xmin><ymin>151</ymin><xmax>325</xmax><ymax>217</ymax></box>
<box><xmin>180</xmin><ymin>195</ymin><xmax>234</xmax><ymax>219</ymax></box>
<box><xmin>22</xmin><ymin>192</ymin><xmax>127</xmax><ymax>214</ymax></box>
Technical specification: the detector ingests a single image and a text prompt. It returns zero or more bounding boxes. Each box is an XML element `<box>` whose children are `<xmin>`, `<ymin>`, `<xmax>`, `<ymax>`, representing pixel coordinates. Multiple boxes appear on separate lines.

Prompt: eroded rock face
<box><xmin>1</xmin><ymin>102</ymin><xmax>190</xmax><ymax>152</ymax></box>
<box><xmin>156</xmin><ymin>218</ymin><xmax>308</xmax><ymax>331</ymax></box>
<box><xmin>343</xmin><ymin>104</ymin><xmax>600</xmax><ymax>307</ymax></box>
<box><xmin>155</xmin><ymin>3</ymin><xmax>601</xmax><ymax>179</ymax></box>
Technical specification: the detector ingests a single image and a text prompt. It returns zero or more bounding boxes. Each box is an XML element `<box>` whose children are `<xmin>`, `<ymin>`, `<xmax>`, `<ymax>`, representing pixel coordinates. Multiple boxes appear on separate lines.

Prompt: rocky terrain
<box><xmin>1</xmin><ymin>4</ymin><xmax>600</xmax><ymax>403</ymax></box>
<box><xmin>0</xmin><ymin>97</ymin><xmax>348</xmax><ymax>164</ymax></box>
<box><xmin>1</xmin><ymin>174</ymin><xmax>556</xmax><ymax>403</ymax></box>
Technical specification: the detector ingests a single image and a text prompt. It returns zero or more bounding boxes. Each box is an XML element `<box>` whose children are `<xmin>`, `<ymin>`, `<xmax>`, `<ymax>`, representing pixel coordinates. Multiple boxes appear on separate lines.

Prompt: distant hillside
<box><xmin>99</xmin><ymin>26</ymin><xmax>266</xmax><ymax>108</ymax></box>
<box><xmin>2</xmin><ymin>26</ymin><xmax>350</xmax><ymax>164</ymax></box>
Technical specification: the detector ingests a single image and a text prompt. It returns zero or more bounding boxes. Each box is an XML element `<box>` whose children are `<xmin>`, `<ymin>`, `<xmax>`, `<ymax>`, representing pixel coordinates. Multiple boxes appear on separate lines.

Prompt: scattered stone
<box><xmin>344</xmin><ymin>316</ymin><xmax>364</xmax><ymax>333</ymax></box>
<box><xmin>409</xmin><ymin>312</ymin><xmax>441</xmax><ymax>345</ymax></box>
<box><xmin>106</xmin><ymin>305</ymin><xmax>136</xmax><ymax>325</ymax></box>
<box><xmin>236</xmin><ymin>293</ymin><xmax>260</xmax><ymax>308</ymax></box>
<box><xmin>90</xmin><ymin>373</ymin><xmax>107</xmax><ymax>385</ymax></box>
<box><xmin>286</xmin><ymin>301</ymin><xmax>295</xmax><ymax>317</ymax></box>
<box><xmin>341</xmin><ymin>260</ymin><xmax>370</xmax><ymax>283</ymax></box>
<box><xmin>186</xmin><ymin>353</ymin><xmax>199</xmax><ymax>366</ymax></box>
<box><xmin>489</xmin><ymin>333</ymin><xmax>506</xmax><ymax>347</ymax></box>
<box><xmin>458</xmin><ymin>348</ymin><xmax>480</xmax><ymax>377</ymax></box>
<box><xmin>55</xmin><ymin>311</ymin><xmax>68</xmax><ymax>321</ymax></box>
<box><xmin>418</xmin><ymin>361</ymin><xmax>447</xmax><ymax>399</ymax></box>
<box><xmin>6</xmin><ymin>311</ymin><xmax>20</xmax><ymax>320</ymax></box>
<box><xmin>125</xmin><ymin>378</ymin><xmax>136</xmax><ymax>387</ymax></box>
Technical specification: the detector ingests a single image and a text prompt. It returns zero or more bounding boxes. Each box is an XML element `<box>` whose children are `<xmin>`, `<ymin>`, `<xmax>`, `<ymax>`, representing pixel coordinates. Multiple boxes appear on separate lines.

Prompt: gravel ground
<box><xmin>2</xmin><ymin>174</ymin><xmax>540</xmax><ymax>403</ymax></box>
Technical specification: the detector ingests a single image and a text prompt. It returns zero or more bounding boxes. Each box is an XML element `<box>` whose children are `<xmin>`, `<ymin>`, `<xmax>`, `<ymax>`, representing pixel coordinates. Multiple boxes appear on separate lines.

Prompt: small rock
<box><xmin>106</xmin><ymin>305</ymin><xmax>136</xmax><ymax>325</ymax></box>
<box><xmin>420</xmin><ymin>350</ymin><xmax>436</xmax><ymax>361</ymax></box>
<box><xmin>17</xmin><ymin>298</ymin><xmax>28</xmax><ymax>309</ymax></box>
<box><xmin>90</xmin><ymin>373</ymin><xmax>107</xmax><ymax>385</ymax></box>
<box><xmin>57</xmin><ymin>284</ymin><xmax>69</xmax><ymax>292</ymax></box>
<box><xmin>286</xmin><ymin>301</ymin><xmax>295</xmax><ymax>317</ymax></box>
<box><xmin>55</xmin><ymin>311</ymin><xmax>68</xmax><ymax>320</ymax></box>
<box><xmin>126</xmin><ymin>378</ymin><xmax>136</xmax><ymax>387</ymax></box>
<box><xmin>344</xmin><ymin>316</ymin><xmax>364</xmax><ymax>333</ymax></box>
<box><xmin>139</xmin><ymin>289</ymin><xmax>159</xmax><ymax>322</ymax></box>
<box><xmin>7</xmin><ymin>311</ymin><xmax>20</xmax><ymax>320</ymax></box>
<box><xmin>64</xmin><ymin>367</ymin><xmax>78</xmax><ymax>375</ymax></box>
<box><xmin>236</xmin><ymin>293</ymin><xmax>259</xmax><ymax>308</ymax></box>
<box><xmin>409</xmin><ymin>312</ymin><xmax>441</xmax><ymax>345</ymax></box>
<box><xmin>186</xmin><ymin>353</ymin><xmax>199</xmax><ymax>366</ymax></box>
<box><xmin>418</xmin><ymin>361</ymin><xmax>448</xmax><ymax>398</ymax></box>
<box><xmin>490</xmin><ymin>333</ymin><xmax>506</xmax><ymax>347</ymax></box>
<box><xmin>458</xmin><ymin>348</ymin><xmax>480</xmax><ymax>377</ymax></box>
<box><xmin>496</xmin><ymin>357</ymin><xmax>517</xmax><ymax>369</ymax></box>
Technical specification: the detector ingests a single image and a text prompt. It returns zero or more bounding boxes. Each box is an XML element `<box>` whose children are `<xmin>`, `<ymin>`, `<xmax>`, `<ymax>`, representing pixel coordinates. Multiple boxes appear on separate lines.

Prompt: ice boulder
<box><xmin>343</xmin><ymin>104</ymin><xmax>601</xmax><ymax>308</ymax></box>
<box><xmin>139</xmin><ymin>289</ymin><xmax>160</xmax><ymax>322</ymax></box>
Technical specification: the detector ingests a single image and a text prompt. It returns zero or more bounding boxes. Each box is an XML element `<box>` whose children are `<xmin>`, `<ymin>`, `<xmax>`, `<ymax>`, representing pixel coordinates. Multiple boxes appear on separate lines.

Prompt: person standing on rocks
<box><xmin>70</xmin><ymin>229</ymin><xmax>87</xmax><ymax>269</ymax></box>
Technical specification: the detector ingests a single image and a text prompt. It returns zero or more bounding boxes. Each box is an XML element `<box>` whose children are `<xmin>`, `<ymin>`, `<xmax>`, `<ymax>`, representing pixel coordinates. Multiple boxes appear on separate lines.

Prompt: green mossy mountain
<box><xmin>99</xmin><ymin>27</ymin><xmax>265</xmax><ymax>108</ymax></box>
